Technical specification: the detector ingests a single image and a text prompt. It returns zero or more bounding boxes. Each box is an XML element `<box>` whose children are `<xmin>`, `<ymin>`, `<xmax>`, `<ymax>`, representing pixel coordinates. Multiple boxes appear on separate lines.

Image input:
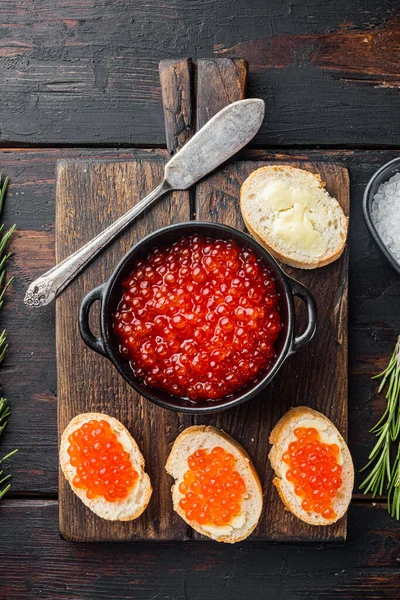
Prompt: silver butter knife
<box><xmin>24</xmin><ymin>98</ymin><xmax>265</xmax><ymax>307</ymax></box>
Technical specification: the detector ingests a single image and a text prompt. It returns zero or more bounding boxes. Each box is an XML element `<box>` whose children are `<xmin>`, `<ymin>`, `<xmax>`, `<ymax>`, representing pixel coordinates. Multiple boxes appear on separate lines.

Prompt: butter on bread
<box><xmin>165</xmin><ymin>425</ymin><xmax>263</xmax><ymax>543</ymax></box>
<box><xmin>269</xmin><ymin>406</ymin><xmax>354</xmax><ymax>526</ymax></box>
<box><xmin>240</xmin><ymin>165</ymin><xmax>348</xmax><ymax>269</ymax></box>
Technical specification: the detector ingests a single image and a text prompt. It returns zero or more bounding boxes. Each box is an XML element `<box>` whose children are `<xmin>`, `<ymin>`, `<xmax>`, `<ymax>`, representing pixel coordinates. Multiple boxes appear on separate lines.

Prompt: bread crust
<box><xmin>269</xmin><ymin>407</ymin><xmax>353</xmax><ymax>526</ymax></box>
<box><xmin>60</xmin><ymin>412</ymin><xmax>152</xmax><ymax>521</ymax></box>
<box><xmin>240</xmin><ymin>165</ymin><xmax>348</xmax><ymax>269</ymax></box>
<box><xmin>166</xmin><ymin>425</ymin><xmax>263</xmax><ymax>543</ymax></box>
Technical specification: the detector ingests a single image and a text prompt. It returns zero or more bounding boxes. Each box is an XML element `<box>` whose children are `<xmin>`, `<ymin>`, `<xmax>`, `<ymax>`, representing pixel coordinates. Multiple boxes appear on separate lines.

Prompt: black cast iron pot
<box><xmin>79</xmin><ymin>222</ymin><xmax>317</xmax><ymax>414</ymax></box>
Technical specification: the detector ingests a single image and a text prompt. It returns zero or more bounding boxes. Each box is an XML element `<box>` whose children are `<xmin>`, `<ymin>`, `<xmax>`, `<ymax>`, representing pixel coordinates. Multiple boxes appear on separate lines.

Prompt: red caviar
<box><xmin>68</xmin><ymin>419</ymin><xmax>138</xmax><ymax>502</ymax></box>
<box><xmin>178</xmin><ymin>446</ymin><xmax>246</xmax><ymax>526</ymax></box>
<box><xmin>282</xmin><ymin>427</ymin><xmax>343</xmax><ymax>520</ymax></box>
<box><xmin>113</xmin><ymin>235</ymin><xmax>282</xmax><ymax>401</ymax></box>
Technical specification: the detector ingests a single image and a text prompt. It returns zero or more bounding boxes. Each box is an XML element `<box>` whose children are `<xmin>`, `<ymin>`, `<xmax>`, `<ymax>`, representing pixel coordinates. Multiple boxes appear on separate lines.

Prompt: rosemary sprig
<box><xmin>0</xmin><ymin>174</ymin><xmax>17</xmax><ymax>499</ymax></box>
<box><xmin>0</xmin><ymin>398</ymin><xmax>17</xmax><ymax>498</ymax></box>
<box><xmin>0</xmin><ymin>175</ymin><xmax>9</xmax><ymax>212</ymax></box>
<box><xmin>360</xmin><ymin>336</ymin><xmax>400</xmax><ymax>517</ymax></box>
<box><xmin>388</xmin><ymin>443</ymin><xmax>400</xmax><ymax>519</ymax></box>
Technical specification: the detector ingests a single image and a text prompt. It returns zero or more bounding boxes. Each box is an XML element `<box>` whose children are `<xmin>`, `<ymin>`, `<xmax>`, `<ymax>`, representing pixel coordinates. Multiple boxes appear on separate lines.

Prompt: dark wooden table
<box><xmin>1</xmin><ymin>1</ymin><xmax>400</xmax><ymax>598</ymax></box>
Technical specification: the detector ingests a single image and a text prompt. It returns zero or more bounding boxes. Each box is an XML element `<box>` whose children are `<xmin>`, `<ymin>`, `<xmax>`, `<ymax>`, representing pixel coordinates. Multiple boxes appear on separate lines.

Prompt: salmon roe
<box><xmin>113</xmin><ymin>235</ymin><xmax>282</xmax><ymax>401</ymax></box>
<box><xmin>178</xmin><ymin>446</ymin><xmax>246</xmax><ymax>526</ymax></box>
<box><xmin>68</xmin><ymin>419</ymin><xmax>138</xmax><ymax>502</ymax></box>
<box><xmin>282</xmin><ymin>427</ymin><xmax>343</xmax><ymax>520</ymax></box>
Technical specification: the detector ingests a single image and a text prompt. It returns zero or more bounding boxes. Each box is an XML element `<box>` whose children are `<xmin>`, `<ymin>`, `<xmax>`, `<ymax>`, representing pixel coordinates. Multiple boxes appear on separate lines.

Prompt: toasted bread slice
<box><xmin>240</xmin><ymin>165</ymin><xmax>348</xmax><ymax>269</ymax></box>
<box><xmin>269</xmin><ymin>406</ymin><xmax>353</xmax><ymax>526</ymax></box>
<box><xmin>165</xmin><ymin>425</ymin><xmax>263</xmax><ymax>543</ymax></box>
<box><xmin>60</xmin><ymin>413</ymin><xmax>152</xmax><ymax>521</ymax></box>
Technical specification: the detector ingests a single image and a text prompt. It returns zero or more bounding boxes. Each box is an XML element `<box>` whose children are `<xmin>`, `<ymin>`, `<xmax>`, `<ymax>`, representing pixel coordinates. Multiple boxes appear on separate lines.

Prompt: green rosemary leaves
<box><xmin>0</xmin><ymin>175</ymin><xmax>17</xmax><ymax>499</ymax></box>
<box><xmin>360</xmin><ymin>336</ymin><xmax>400</xmax><ymax>518</ymax></box>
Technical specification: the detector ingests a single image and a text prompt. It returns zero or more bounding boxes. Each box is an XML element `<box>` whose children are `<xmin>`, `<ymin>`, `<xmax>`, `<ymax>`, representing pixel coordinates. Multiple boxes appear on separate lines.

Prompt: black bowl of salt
<box><xmin>363</xmin><ymin>157</ymin><xmax>400</xmax><ymax>276</ymax></box>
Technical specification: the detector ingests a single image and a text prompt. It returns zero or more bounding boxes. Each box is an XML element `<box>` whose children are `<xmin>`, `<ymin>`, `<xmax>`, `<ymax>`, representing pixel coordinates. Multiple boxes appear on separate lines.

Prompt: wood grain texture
<box><xmin>1</xmin><ymin>499</ymin><xmax>400</xmax><ymax>600</ymax></box>
<box><xmin>159</xmin><ymin>59</ymin><xmax>194</xmax><ymax>155</ymax></box>
<box><xmin>196</xmin><ymin>58</ymin><xmax>248</xmax><ymax>130</ymax></box>
<box><xmin>1</xmin><ymin>1</ymin><xmax>400</xmax><ymax>146</ymax></box>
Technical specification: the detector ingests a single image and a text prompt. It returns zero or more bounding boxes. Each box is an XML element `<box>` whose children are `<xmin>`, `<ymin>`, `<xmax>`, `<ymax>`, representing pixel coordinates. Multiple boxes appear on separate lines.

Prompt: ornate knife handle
<box><xmin>24</xmin><ymin>182</ymin><xmax>170</xmax><ymax>307</ymax></box>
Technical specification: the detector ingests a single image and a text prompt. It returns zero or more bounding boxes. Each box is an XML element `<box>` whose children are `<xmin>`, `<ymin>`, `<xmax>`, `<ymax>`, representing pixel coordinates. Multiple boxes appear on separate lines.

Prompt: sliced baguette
<box><xmin>269</xmin><ymin>406</ymin><xmax>353</xmax><ymax>526</ymax></box>
<box><xmin>60</xmin><ymin>412</ymin><xmax>152</xmax><ymax>521</ymax></box>
<box><xmin>240</xmin><ymin>165</ymin><xmax>348</xmax><ymax>269</ymax></box>
<box><xmin>165</xmin><ymin>425</ymin><xmax>263</xmax><ymax>543</ymax></box>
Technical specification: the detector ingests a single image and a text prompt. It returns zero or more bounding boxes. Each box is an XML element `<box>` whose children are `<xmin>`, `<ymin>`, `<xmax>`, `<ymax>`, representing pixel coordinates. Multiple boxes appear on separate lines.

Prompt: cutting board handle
<box><xmin>79</xmin><ymin>283</ymin><xmax>107</xmax><ymax>357</ymax></box>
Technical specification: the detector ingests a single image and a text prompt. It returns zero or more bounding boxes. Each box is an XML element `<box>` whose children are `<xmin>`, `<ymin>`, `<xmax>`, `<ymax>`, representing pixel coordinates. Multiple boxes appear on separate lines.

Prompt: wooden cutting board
<box><xmin>56</xmin><ymin>59</ymin><xmax>349</xmax><ymax>542</ymax></box>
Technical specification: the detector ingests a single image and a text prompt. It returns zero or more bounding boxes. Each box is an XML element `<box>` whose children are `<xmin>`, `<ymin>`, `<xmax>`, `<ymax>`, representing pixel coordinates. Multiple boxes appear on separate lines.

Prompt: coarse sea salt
<box><xmin>371</xmin><ymin>172</ymin><xmax>400</xmax><ymax>265</ymax></box>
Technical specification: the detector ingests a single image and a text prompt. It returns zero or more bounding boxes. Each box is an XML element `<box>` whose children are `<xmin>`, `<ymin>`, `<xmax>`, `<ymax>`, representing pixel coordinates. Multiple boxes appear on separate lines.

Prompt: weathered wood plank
<box><xmin>196</xmin><ymin>58</ymin><xmax>248</xmax><ymax>129</ymax></box>
<box><xmin>159</xmin><ymin>58</ymin><xmax>194</xmax><ymax>155</ymax></box>
<box><xmin>1</xmin><ymin>500</ymin><xmax>399</xmax><ymax>600</ymax></box>
<box><xmin>1</xmin><ymin>148</ymin><xmax>400</xmax><ymax>498</ymax></box>
<box><xmin>1</xmin><ymin>2</ymin><xmax>400</xmax><ymax>146</ymax></box>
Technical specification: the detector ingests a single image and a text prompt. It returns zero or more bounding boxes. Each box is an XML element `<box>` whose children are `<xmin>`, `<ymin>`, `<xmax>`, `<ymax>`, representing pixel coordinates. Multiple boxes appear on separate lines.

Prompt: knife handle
<box><xmin>24</xmin><ymin>180</ymin><xmax>170</xmax><ymax>307</ymax></box>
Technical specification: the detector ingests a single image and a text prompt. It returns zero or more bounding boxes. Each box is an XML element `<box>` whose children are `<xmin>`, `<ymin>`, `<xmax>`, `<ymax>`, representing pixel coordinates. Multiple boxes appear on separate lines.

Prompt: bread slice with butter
<box><xmin>165</xmin><ymin>426</ymin><xmax>263</xmax><ymax>543</ymax></box>
<box><xmin>269</xmin><ymin>406</ymin><xmax>354</xmax><ymax>526</ymax></box>
<box><xmin>240</xmin><ymin>165</ymin><xmax>348</xmax><ymax>269</ymax></box>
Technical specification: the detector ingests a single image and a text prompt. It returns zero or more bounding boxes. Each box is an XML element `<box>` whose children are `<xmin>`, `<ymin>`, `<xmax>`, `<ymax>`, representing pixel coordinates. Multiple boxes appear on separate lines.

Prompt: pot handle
<box><xmin>288</xmin><ymin>279</ymin><xmax>317</xmax><ymax>354</ymax></box>
<box><xmin>79</xmin><ymin>284</ymin><xmax>107</xmax><ymax>357</ymax></box>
